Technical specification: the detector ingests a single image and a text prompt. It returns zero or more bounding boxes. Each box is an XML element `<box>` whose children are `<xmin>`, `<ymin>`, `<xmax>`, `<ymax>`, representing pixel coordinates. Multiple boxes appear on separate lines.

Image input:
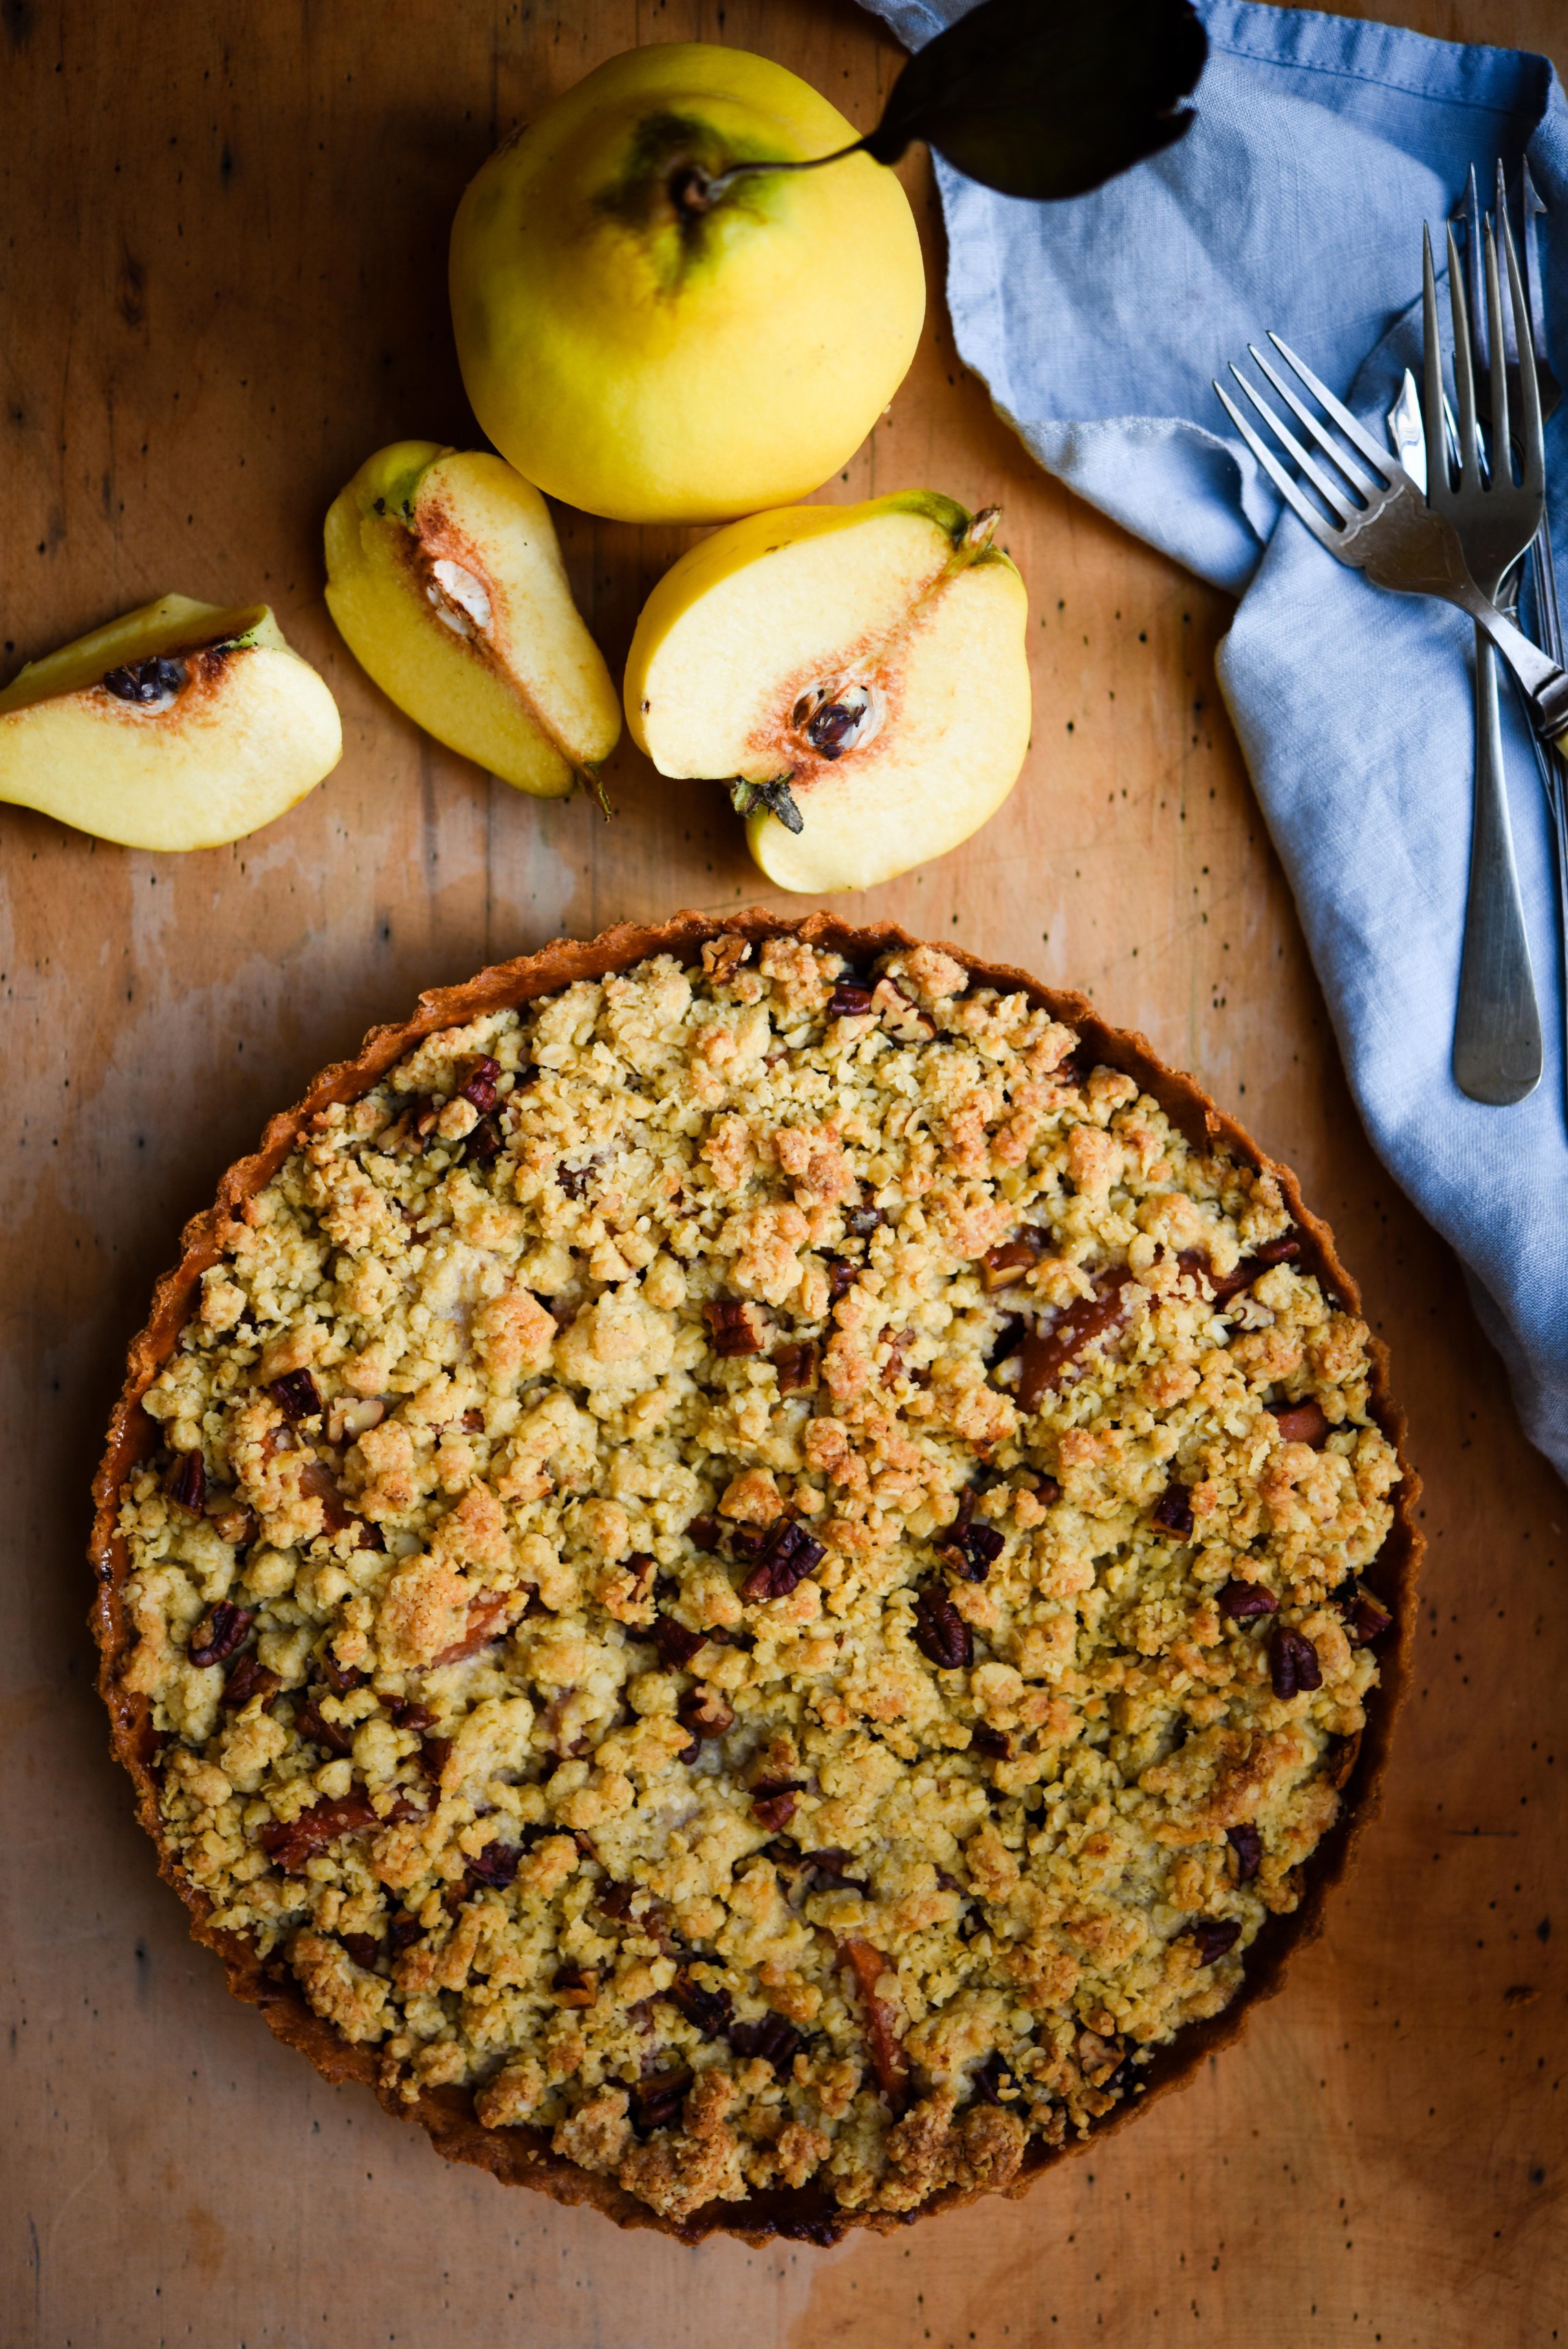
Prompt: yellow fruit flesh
<box><xmin>450</xmin><ymin>45</ymin><xmax>925</xmax><ymax>523</ymax></box>
<box><xmin>0</xmin><ymin>605</ymin><xmax>342</xmax><ymax>851</ymax></box>
<box><xmin>626</xmin><ymin>490</ymin><xmax>1031</xmax><ymax>894</ymax></box>
<box><xmin>627</xmin><ymin>496</ymin><xmax>966</xmax><ymax>777</ymax></box>
<box><xmin>746</xmin><ymin>558</ymin><xmax>1031</xmax><ymax>893</ymax></box>
<box><xmin>324</xmin><ymin>442</ymin><xmax>620</xmax><ymax>799</ymax></box>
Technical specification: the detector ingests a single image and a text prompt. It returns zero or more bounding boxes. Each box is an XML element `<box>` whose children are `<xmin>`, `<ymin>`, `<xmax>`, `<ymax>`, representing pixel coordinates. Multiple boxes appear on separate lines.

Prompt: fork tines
<box><xmin>1426</xmin><ymin>206</ymin><xmax>1543</xmax><ymax>505</ymax></box>
<box><xmin>1212</xmin><ymin>336</ymin><xmax>1402</xmax><ymax>550</ymax></box>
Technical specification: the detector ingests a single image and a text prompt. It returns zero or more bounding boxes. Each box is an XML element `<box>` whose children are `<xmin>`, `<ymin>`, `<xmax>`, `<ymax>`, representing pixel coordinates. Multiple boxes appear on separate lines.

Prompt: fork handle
<box><xmin>1454</xmin><ymin>628</ymin><xmax>1543</xmax><ymax>1104</ymax></box>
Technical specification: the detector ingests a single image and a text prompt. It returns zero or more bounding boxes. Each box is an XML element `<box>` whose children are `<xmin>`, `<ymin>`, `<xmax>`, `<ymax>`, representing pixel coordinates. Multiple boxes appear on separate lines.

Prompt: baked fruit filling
<box><xmin>116</xmin><ymin>938</ymin><xmax>1400</xmax><ymax>2222</ymax></box>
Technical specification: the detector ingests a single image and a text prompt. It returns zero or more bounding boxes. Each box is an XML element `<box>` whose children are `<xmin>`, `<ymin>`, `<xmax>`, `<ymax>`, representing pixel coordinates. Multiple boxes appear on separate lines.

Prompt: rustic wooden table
<box><xmin>3</xmin><ymin>1</ymin><xmax>1565</xmax><ymax>2341</ymax></box>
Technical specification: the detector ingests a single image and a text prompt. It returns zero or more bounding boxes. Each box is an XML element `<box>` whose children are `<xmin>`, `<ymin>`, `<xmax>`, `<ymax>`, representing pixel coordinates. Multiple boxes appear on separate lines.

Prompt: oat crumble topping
<box><xmin>116</xmin><ymin>938</ymin><xmax>1399</xmax><ymax>2221</ymax></box>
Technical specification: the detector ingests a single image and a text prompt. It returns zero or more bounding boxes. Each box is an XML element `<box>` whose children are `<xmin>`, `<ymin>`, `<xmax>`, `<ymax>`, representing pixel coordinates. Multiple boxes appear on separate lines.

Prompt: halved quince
<box><xmin>0</xmin><ymin>595</ymin><xmax>342</xmax><ymax>850</ymax></box>
<box><xmin>624</xmin><ymin>490</ymin><xmax>1031</xmax><ymax>892</ymax></box>
<box><xmin>324</xmin><ymin>441</ymin><xmax>621</xmax><ymax>803</ymax></box>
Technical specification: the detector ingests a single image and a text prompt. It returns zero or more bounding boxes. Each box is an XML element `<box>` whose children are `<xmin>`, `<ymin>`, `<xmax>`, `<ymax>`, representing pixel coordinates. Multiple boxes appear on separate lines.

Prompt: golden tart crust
<box><xmin>90</xmin><ymin>911</ymin><xmax>1420</xmax><ymax>2245</ymax></box>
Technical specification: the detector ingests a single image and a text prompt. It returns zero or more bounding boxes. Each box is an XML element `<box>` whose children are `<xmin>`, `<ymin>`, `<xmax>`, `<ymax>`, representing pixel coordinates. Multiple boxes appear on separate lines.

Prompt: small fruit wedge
<box><xmin>324</xmin><ymin>442</ymin><xmax>621</xmax><ymax>804</ymax></box>
<box><xmin>0</xmin><ymin>595</ymin><xmax>342</xmax><ymax>851</ymax></box>
<box><xmin>625</xmin><ymin>491</ymin><xmax>1030</xmax><ymax>892</ymax></box>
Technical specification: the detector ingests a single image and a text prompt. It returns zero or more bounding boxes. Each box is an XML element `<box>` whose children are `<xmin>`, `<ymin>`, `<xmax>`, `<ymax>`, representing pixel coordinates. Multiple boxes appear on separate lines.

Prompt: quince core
<box><xmin>625</xmin><ymin>491</ymin><xmax>1032</xmax><ymax>893</ymax></box>
<box><xmin>323</xmin><ymin>442</ymin><xmax>620</xmax><ymax>802</ymax></box>
<box><xmin>449</xmin><ymin>44</ymin><xmax>925</xmax><ymax>523</ymax></box>
<box><xmin>0</xmin><ymin>594</ymin><xmax>342</xmax><ymax>850</ymax></box>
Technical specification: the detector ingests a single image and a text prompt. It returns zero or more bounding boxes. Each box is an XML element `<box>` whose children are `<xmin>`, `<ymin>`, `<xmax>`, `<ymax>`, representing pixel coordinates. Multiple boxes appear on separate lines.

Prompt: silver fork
<box><xmin>1210</xmin><ymin>346</ymin><xmax>1568</xmax><ymax>725</ymax></box>
<box><xmin>1425</xmin><ymin>210</ymin><xmax>1544</xmax><ymax>1104</ymax></box>
<box><xmin>1212</xmin><ymin>340</ymin><xmax>1568</xmax><ymax>1102</ymax></box>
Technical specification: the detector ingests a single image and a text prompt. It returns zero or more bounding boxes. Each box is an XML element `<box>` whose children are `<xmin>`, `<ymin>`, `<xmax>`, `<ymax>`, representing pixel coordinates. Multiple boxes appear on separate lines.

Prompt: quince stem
<box><xmin>675</xmin><ymin>142</ymin><xmax>864</xmax><ymax>213</ymax></box>
<box><xmin>577</xmin><ymin>764</ymin><xmax>613</xmax><ymax>820</ymax></box>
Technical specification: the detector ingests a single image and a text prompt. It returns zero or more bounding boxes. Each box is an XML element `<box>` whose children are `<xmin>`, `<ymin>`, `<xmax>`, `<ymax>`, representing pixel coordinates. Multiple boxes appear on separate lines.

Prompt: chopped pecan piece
<box><xmin>208</xmin><ymin>1497</ymin><xmax>257</xmax><ymax>1547</ymax></box>
<box><xmin>939</xmin><ymin>1492</ymin><xmax>1004</xmax><ymax>1583</ymax></box>
<box><xmin>458</xmin><ymin>1055</ymin><xmax>501</xmax><ymax>1115</ymax></box>
<box><xmin>1269</xmin><ymin>1399</ymin><xmax>1330</xmax><ymax>1448</ymax></box>
<box><xmin>652</xmin><ymin>1615</ymin><xmax>706</xmax><ymax>1670</ymax></box>
<box><xmin>740</xmin><ymin>1517</ymin><xmax>826</xmax><ymax>1604</ymax></box>
<box><xmin>1226</xmin><ymin>1823</ymin><xmax>1262</xmax><ymax>1882</ymax></box>
<box><xmin>387</xmin><ymin>1913</ymin><xmax>424</xmax><ymax>1954</ymax></box>
<box><xmin>630</xmin><ymin>2066</ymin><xmax>692</xmax><ymax>2134</ymax></box>
<box><xmin>219</xmin><ymin>1652</ymin><xmax>280</xmax><ymax>1712</ymax></box>
<box><xmin>552</xmin><ymin>1963</ymin><xmax>598</xmax><ymax>2007</ymax></box>
<box><xmin>1333</xmin><ymin>1580</ymin><xmax>1393</xmax><ymax>1645</ymax></box>
<box><xmin>1270</xmin><ymin>1624</ymin><xmax>1322</xmax><ymax>1699</ymax></box>
<box><xmin>825</xmin><ymin>1256</ymin><xmax>856</xmax><ymax>1301</ymax></box>
<box><xmin>667</xmin><ymin>1965</ymin><xmax>734</xmax><ymax>2039</ymax></box>
<box><xmin>293</xmin><ymin>1693</ymin><xmax>353</xmax><ymax>1757</ymax></box>
<box><xmin>772</xmin><ymin>1340</ymin><xmax>820</xmax><ymax>1393</ymax></box>
<box><xmin>468</xmin><ymin>1839</ymin><xmax>521</xmax><ymax>1889</ymax></box>
<box><xmin>296</xmin><ymin>1455</ymin><xmax>354</xmax><ymax>1533</ymax></box>
<box><xmin>418</xmin><ymin>1734</ymin><xmax>452</xmax><ymax>1783</ymax></box>
<box><xmin>384</xmin><ymin>1696</ymin><xmax>433</xmax><ymax>1733</ymax></box>
<box><xmin>827</xmin><ymin>976</ymin><xmax>875</xmax><ymax>1020</ymax></box>
<box><xmin>1325</xmin><ymin>1731</ymin><xmax>1362</xmax><ymax>1789</ymax></box>
<box><xmin>268</xmin><ymin>1369</ymin><xmax>322</xmax><ymax>1425</ymax></box>
<box><xmin>913</xmin><ymin>1583</ymin><xmax>973</xmax><ymax>1671</ymax></box>
<box><xmin>970</xmin><ymin>1724</ymin><xmax>1010</xmax><ymax>1760</ymax></box>
<box><xmin>623</xmin><ymin>1553</ymin><xmax>657</xmax><ymax>1603</ymax></box>
<box><xmin>318</xmin><ymin>1646</ymin><xmax>367</xmax><ymax>1696</ymax></box>
<box><xmin>258</xmin><ymin>1790</ymin><xmax>391</xmax><ymax>1876</ymax></box>
<box><xmin>684</xmin><ymin>1514</ymin><xmax>721</xmax><ymax>1553</ymax></box>
<box><xmin>556</xmin><ymin>1155</ymin><xmax>600</xmax><ymax>1199</ymax></box>
<box><xmin>750</xmin><ymin>1779</ymin><xmax>802</xmax><ymax>1832</ymax></box>
<box><xmin>839</xmin><ymin>1936</ymin><xmax>909</xmax><ymax>2106</ymax></box>
<box><xmin>1217</xmin><ymin>1578</ymin><xmax>1278</xmax><ymax>1621</ymax></box>
<box><xmin>1151</xmin><ymin>1479</ymin><xmax>1194</xmax><ymax>1538</ymax></box>
<box><xmin>701</xmin><ymin>932</ymin><xmax>751</xmax><ymax>981</ymax></box>
<box><xmin>706</xmin><ymin>1296</ymin><xmax>766</xmax><ymax>1356</ymax></box>
<box><xmin>594</xmin><ymin>1879</ymin><xmax>639</xmax><ymax>1921</ymax></box>
<box><xmin>166</xmin><ymin>1448</ymin><xmax>206</xmax><ymax>1515</ymax></box>
<box><xmin>339</xmin><ymin>1932</ymin><xmax>382</xmax><ymax>1969</ymax></box>
<box><xmin>463</xmin><ymin>1112</ymin><xmax>504</xmax><ymax>1166</ymax></box>
<box><xmin>728</xmin><ymin>2012</ymin><xmax>807</xmax><ymax>2072</ymax></box>
<box><xmin>677</xmin><ymin>1685</ymin><xmax>734</xmax><ymax>1740</ymax></box>
<box><xmin>1016</xmin><ymin>1268</ymin><xmax>1135</xmax><ymax>1411</ymax></box>
<box><xmin>188</xmin><ymin>1602</ymin><xmax>254</xmax><ymax>1670</ymax></box>
<box><xmin>1187</xmin><ymin>1918</ymin><xmax>1243</xmax><ymax>1965</ymax></box>
<box><xmin>981</xmin><ymin>1229</ymin><xmax>1047</xmax><ymax>1293</ymax></box>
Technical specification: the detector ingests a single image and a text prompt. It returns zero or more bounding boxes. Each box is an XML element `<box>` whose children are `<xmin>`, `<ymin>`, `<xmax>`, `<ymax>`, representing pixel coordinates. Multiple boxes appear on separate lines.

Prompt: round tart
<box><xmin>91</xmin><ymin>913</ymin><xmax>1419</xmax><ymax>2244</ymax></box>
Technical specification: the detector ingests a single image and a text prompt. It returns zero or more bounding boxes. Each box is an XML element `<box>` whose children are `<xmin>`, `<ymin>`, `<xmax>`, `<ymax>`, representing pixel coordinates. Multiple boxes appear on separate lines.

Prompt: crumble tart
<box><xmin>91</xmin><ymin>913</ymin><xmax>1419</xmax><ymax>2244</ymax></box>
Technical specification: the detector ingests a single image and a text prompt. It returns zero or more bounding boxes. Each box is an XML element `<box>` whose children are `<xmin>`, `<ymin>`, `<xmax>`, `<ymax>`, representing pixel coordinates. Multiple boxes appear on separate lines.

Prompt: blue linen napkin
<box><xmin>865</xmin><ymin>0</ymin><xmax>1568</xmax><ymax>1481</ymax></box>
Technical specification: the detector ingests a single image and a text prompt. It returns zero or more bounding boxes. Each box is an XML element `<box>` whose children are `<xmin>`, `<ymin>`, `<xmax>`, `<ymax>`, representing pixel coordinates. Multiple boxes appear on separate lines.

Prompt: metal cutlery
<box><xmin>1215</xmin><ymin>249</ymin><xmax>1568</xmax><ymax>1102</ymax></box>
<box><xmin>1423</xmin><ymin>210</ymin><xmax>1543</xmax><ymax>1104</ymax></box>
<box><xmin>1461</xmin><ymin>163</ymin><xmax>1568</xmax><ymax>1121</ymax></box>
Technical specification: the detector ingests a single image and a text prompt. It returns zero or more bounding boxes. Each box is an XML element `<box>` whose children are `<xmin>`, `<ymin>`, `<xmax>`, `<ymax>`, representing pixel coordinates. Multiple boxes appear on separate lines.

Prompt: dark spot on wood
<box><xmin>118</xmin><ymin>246</ymin><xmax>146</xmax><ymax>329</ymax></box>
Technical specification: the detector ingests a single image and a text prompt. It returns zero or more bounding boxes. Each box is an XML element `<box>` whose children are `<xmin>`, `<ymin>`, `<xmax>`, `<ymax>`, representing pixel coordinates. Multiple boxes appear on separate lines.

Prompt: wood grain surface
<box><xmin>2</xmin><ymin>1</ymin><xmax>1564</xmax><ymax>2343</ymax></box>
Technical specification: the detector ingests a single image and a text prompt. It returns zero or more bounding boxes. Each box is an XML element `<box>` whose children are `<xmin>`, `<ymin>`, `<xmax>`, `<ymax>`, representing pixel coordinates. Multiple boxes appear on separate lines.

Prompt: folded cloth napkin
<box><xmin>866</xmin><ymin>0</ymin><xmax>1568</xmax><ymax>1481</ymax></box>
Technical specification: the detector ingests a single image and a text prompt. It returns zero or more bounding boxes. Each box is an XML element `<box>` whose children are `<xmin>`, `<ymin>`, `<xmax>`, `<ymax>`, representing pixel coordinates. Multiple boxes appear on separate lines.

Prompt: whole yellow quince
<box><xmin>449</xmin><ymin>43</ymin><xmax>925</xmax><ymax>525</ymax></box>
